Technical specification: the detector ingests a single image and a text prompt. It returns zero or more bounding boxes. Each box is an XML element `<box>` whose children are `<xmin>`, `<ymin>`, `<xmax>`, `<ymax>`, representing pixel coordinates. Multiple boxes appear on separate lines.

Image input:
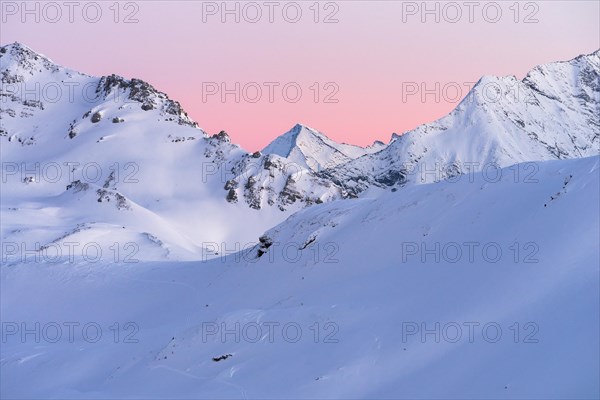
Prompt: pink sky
<box><xmin>2</xmin><ymin>1</ymin><xmax>599</xmax><ymax>151</ymax></box>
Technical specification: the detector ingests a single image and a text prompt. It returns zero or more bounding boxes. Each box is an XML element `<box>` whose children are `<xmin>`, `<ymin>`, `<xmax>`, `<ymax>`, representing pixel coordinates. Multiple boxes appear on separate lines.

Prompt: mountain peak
<box><xmin>262</xmin><ymin>124</ymin><xmax>388</xmax><ymax>172</ymax></box>
<box><xmin>1</xmin><ymin>42</ymin><xmax>199</xmax><ymax>131</ymax></box>
<box><xmin>288</xmin><ymin>123</ymin><xmax>325</xmax><ymax>143</ymax></box>
<box><xmin>0</xmin><ymin>42</ymin><xmax>69</xmax><ymax>78</ymax></box>
<box><xmin>1</xmin><ymin>42</ymin><xmax>51</xmax><ymax>63</ymax></box>
<box><xmin>291</xmin><ymin>122</ymin><xmax>314</xmax><ymax>132</ymax></box>
<box><xmin>262</xmin><ymin>124</ymin><xmax>357</xmax><ymax>171</ymax></box>
<box><xmin>454</xmin><ymin>49</ymin><xmax>600</xmax><ymax>113</ymax></box>
<box><xmin>262</xmin><ymin>123</ymin><xmax>324</xmax><ymax>158</ymax></box>
<box><xmin>1</xmin><ymin>41</ymin><xmax>35</xmax><ymax>53</ymax></box>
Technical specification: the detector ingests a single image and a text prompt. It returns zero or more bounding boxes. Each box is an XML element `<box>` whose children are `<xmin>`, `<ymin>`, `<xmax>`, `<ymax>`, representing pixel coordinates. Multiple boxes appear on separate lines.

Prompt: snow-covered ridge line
<box><xmin>2</xmin><ymin>41</ymin><xmax>598</xmax><ymax>157</ymax></box>
<box><xmin>317</xmin><ymin>48</ymin><xmax>599</xmax><ymax>196</ymax></box>
<box><xmin>1</xmin><ymin>42</ymin><xmax>199</xmax><ymax>132</ymax></box>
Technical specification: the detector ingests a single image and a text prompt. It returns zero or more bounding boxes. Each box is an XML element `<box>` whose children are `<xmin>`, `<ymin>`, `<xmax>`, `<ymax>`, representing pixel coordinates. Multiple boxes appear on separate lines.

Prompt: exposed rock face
<box><xmin>223</xmin><ymin>152</ymin><xmax>342</xmax><ymax>211</ymax></box>
<box><xmin>66</xmin><ymin>180</ymin><xmax>90</xmax><ymax>192</ymax></box>
<box><xmin>96</xmin><ymin>74</ymin><xmax>198</xmax><ymax>127</ymax></box>
<box><xmin>96</xmin><ymin>188</ymin><xmax>131</xmax><ymax>210</ymax></box>
<box><xmin>256</xmin><ymin>234</ymin><xmax>273</xmax><ymax>258</ymax></box>
<box><xmin>211</xmin><ymin>130</ymin><xmax>231</xmax><ymax>143</ymax></box>
<box><xmin>65</xmin><ymin>180</ymin><xmax>131</xmax><ymax>210</ymax></box>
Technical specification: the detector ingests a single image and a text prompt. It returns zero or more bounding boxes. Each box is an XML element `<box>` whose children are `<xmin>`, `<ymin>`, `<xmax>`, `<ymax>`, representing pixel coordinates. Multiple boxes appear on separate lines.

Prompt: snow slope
<box><xmin>2</xmin><ymin>157</ymin><xmax>598</xmax><ymax>398</ymax></box>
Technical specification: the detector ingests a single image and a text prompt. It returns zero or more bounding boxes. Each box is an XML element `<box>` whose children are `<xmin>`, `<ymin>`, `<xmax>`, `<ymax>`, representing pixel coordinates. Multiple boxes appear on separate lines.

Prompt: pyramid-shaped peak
<box><xmin>262</xmin><ymin>123</ymin><xmax>328</xmax><ymax>158</ymax></box>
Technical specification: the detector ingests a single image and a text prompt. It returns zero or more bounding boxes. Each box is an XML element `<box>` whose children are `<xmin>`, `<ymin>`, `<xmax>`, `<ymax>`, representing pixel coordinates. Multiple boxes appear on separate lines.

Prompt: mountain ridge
<box><xmin>1</xmin><ymin>42</ymin><xmax>598</xmax><ymax>259</ymax></box>
<box><xmin>5</xmin><ymin>41</ymin><xmax>597</xmax><ymax>152</ymax></box>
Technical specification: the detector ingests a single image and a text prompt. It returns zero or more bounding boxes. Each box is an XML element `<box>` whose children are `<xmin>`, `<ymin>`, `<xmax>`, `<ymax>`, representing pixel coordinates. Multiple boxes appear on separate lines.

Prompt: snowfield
<box><xmin>1</xmin><ymin>43</ymin><xmax>599</xmax><ymax>398</ymax></box>
<box><xmin>2</xmin><ymin>157</ymin><xmax>598</xmax><ymax>399</ymax></box>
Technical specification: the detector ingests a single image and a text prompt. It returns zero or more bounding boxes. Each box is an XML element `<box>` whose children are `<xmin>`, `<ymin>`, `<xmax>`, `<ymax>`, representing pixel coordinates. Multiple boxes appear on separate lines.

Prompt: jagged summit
<box><xmin>1</xmin><ymin>41</ymin><xmax>51</xmax><ymax>60</ymax></box>
<box><xmin>0</xmin><ymin>42</ymin><xmax>74</xmax><ymax>77</ymax></box>
<box><xmin>460</xmin><ymin>49</ymin><xmax>599</xmax><ymax>108</ymax></box>
<box><xmin>536</xmin><ymin>47</ymin><xmax>600</xmax><ymax>67</ymax></box>
<box><xmin>95</xmin><ymin>74</ymin><xmax>198</xmax><ymax>127</ymax></box>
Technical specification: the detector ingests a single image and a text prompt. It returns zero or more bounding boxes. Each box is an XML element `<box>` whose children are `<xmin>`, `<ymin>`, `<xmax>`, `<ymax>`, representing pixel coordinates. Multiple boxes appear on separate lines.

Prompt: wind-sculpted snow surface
<box><xmin>2</xmin><ymin>157</ymin><xmax>598</xmax><ymax>398</ymax></box>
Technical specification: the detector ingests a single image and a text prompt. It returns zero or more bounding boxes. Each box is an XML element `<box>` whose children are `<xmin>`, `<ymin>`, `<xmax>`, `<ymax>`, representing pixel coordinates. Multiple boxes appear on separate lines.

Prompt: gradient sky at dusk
<box><xmin>2</xmin><ymin>1</ymin><xmax>599</xmax><ymax>150</ymax></box>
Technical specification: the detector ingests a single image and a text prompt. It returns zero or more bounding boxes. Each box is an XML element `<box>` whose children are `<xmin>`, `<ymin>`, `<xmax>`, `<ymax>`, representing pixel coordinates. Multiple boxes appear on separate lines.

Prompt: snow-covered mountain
<box><xmin>0</xmin><ymin>43</ymin><xmax>198</xmax><ymax>142</ymax></box>
<box><xmin>2</xmin><ymin>42</ymin><xmax>599</xmax><ymax>257</ymax></box>
<box><xmin>1</xmin><ymin>42</ymin><xmax>599</xmax><ymax>398</ymax></box>
<box><xmin>319</xmin><ymin>49</ymin><xmax>600</xmax><ymax>196</ymax></box>
<box><xmin>0</xmin><ymin>43</ymin><xmax>348</xmax><ymax>259</ymax></box>
<box><xmin>262</xmin><ymin>123</ymin><xmax>385</xmax><ymax>172</ymax></box>
<box><xmin>2</xmin><ymin>42</ymin><xmax>599</xmax><ymax>260</ymax></box>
